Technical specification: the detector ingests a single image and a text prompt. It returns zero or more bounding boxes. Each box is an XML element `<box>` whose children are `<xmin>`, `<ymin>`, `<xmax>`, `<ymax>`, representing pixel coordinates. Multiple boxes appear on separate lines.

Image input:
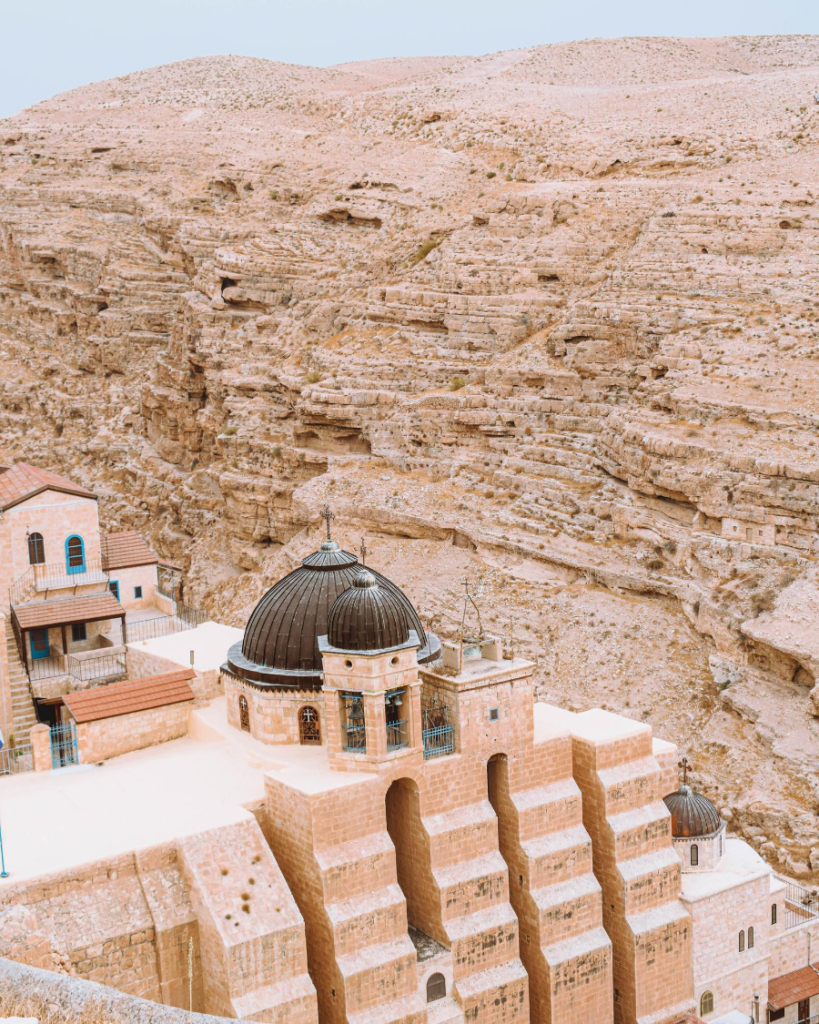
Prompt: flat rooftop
<box><xmin>679</xmin><ymin>837</ymin><xmax>773</xmax><ymax>901</ymax></box>
<box><xmin>126</xmin><ymin>621</ymin><xmax>243</xmax><ymax>671</ymax></box>
<box><xmin>0</xmin><ymin>696</ymin><xmax>369</xmax><ymax>888</ymax></box>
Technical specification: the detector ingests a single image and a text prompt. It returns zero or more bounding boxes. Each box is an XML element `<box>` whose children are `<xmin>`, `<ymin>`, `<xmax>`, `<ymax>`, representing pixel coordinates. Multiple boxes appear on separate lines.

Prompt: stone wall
<box><xmin>73</xmin><ymin>700</ymin><xmax>193</xmax><ymax>763</ymax></box>
<box><xmin>126</xmin><ymin>645</ymin><xmax>221</xmax><ymax>701</ymax></box>
<box><xmin>109</xmin><ymin>563</ymin><xmax>159</xmax><ymax>610</ymax></box>
<box><xmin>223</xmin><ymin>672</ymin><xmax>324</xmax><ymax>746</ymax></box>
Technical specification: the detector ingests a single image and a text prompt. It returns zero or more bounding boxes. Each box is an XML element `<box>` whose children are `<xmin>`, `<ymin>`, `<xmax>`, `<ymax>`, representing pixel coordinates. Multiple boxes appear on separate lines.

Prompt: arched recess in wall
<box><xmin>28</xmin><ymin>532</ymin><xmax>45</xmax><ymax>565</ymax></box>
<box><xmin>299</xmin><ymin>706</ymin><xmax>321</xmax><ymax>745</ymax></box>
<box><xmin>384</xmin><ymin>777</ymin><xmax>445</xmax><ymax>945</ymax></box>
<box><xmin>238</xmin><ymin>694</ymin><xmax>250</xmax><ymax>732</ymax></box>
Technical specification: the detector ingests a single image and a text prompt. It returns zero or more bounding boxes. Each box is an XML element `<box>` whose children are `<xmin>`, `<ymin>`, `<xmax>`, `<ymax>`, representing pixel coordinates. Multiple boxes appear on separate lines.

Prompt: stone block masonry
<box><xmin>74</xmin><ymin>700</ymin><xmax>193</xmax><ymax>763</ymax></box>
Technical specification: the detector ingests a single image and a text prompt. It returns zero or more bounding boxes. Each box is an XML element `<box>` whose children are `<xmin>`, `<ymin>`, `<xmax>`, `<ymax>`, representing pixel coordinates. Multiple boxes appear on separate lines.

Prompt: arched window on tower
<box><xmin>28</xmin><ymin>532</ymin><xmax>45</xmax><ymax>565</ymax></box>
<box><xmin>738</xmin><ymin>930</ymin><xmax>745</xmax><ymax>952</ymax></box>
<box><xmin>238</xmin><ymin>695</ymin><xmax>250</xmax><ymax>732</ymax></box>
<box><xmin>299</xmin><ymin>706</ymin><xmax>321</xmax><ymax>745</ymax></box>
<box><xmin>700</xmin><ymin>991</ymin><xmax>714</xmax><ymax>1016</ymax></box>
<box><xmin>426</xmin><ymin>974</ymin><xmax>446</xmax><ymax>1002</ymax></box>
<box><xmin>748</xmin><ymin>926</ymin><xmax>754</xmax><ymax>949</ymax></box>
<box><xmin>771</xmin><ymin>904</ymin><xmax>778</xmax><ymax>926</ymax></box>
<box><xmin>690</xmin><ymin>844</ymin><xmax>699</xmax><ymax>866</ymax></box>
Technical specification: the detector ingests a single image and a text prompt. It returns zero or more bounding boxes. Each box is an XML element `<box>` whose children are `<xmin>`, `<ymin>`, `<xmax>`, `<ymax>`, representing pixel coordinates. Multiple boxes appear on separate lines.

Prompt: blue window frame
<box><xmin>30</xmin><ymin>628</ymin><xmax>50</xmax><ymax>660</ymax></box>
<box><xmin>134</xmin><ymin>586</ymin><xmax>143</xmax><ymax>599</ymax></box>
<box><xmin>109</xmin><ymin>580</ymin><xmax>119</xmax><ymax>600</ymax></box>
<box><xmin>65</xmin><ymin>535</ymin><xmax>85</xmax><ymax>574</ymax></box>
<box><xmin>71</xmin><ymin>623</ymin><xmax>87</xmax><ymax>643</ymax></box>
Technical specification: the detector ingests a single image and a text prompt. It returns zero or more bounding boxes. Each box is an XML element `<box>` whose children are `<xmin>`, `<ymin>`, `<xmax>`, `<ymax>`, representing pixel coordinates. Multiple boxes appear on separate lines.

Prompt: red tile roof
<box><xmin>101</xmin><ymin>531</ymin><xmax>158</xmax><ymax>571</ymax></box>
<box><xmin>64</xmin><ymin>669</ymin><xmax>195</xmax><ymax>724</ymax></box>
<box><xmin>0</xmin><ymin>462</ymin><xmax>96</xmax><ymax>512</ymax></box>
<box><xmin>768</xmin><ymin>961</ymin><xmax>819</xmax><ymax>1011</ymax></box>
<box><xmin>15</xmin><ymin>592</ymin><xmax>124</xmax><ymax>630</ymax></box>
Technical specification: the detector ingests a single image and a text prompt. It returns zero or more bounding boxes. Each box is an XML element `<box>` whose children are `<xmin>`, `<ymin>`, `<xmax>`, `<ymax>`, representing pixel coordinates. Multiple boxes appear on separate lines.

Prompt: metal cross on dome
<box><xmin>320</xmin><ymin>504</ymin><xmax>335</xmax><ymax>541</ymax></box>
<box><xmin>678</xmin><ymin>757</ymin><xmax>691</xmax><ymax>785</ymax></box>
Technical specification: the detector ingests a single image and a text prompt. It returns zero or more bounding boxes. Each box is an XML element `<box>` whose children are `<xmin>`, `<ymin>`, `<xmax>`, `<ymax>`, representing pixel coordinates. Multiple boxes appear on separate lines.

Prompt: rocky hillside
<box><xmin>1</xmin><ymin>36</ymin><xmax>819</xmax><ymax>874</ymax></box>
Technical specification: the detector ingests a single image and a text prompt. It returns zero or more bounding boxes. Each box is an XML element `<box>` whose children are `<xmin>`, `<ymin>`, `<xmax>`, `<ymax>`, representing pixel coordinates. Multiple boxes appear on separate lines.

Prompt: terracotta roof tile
<box><xmin>64</xmin><ymin>669</ymin><xmax>195</xmax><ymax>724</ymax></box>
<box><xmin>0</xmin><ymin>462</ymin><xmax>96</xmax><ymax>512</ymax></box>
<box><xmin>768</xmin><ymin>961</ymin><xmax>819</xmax><ymax>1011</ymax></box>
<box><xmin>15</xmin><ymin>592</ymin><xmax>124</xmax><ymax>630</ymax></box>
<box><xmin>101</xmin><ymin>531</ymin><xmax>158</xmax><ymax>571</ymax></box>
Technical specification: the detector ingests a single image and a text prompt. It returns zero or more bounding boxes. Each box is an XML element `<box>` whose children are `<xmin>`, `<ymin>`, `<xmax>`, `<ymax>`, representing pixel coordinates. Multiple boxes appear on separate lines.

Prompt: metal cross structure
<box><xmin>360</xmin><ymin>537</ymin><xmax>367</xmax><ymax>566</ymax></box>
<box><xmin>320</xmin><ymin>504</ymin><xmax>335</xmax><ymax>541</ymax></box>
<box><xmin>459</xmin><ymin>574</ymin><xmax>485</xmax><ymax>643</ymax></box>
<box><xmin>678</xmin><ymin>756</ymin><xmax>691</xmax><ymax>785</ymax></box>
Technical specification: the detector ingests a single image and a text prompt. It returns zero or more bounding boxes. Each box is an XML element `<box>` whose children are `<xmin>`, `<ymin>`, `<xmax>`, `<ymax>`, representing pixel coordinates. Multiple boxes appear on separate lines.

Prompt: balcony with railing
<box><xmin>775</xmin><ymin>874</ymin><xmax>819</xmax><ymax>929</ymax></box>
<box><xmin>10</xmin><ymin>558</ymin><xmax>109</xmax><ymax>606</ymax></box>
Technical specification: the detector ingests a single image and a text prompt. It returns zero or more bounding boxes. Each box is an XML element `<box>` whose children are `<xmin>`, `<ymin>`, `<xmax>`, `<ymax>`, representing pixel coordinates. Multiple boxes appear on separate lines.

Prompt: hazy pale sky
<box><xmin>2</xmin><ymin>0</ymin><xmax>817</xmax><ymax>119</ymax></box>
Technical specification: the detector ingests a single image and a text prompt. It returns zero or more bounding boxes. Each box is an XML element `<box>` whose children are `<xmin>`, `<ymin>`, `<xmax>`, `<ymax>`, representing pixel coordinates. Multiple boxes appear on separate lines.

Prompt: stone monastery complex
<box><xmin>2</xmin><ymin>462</ymin><xmax>819</xmax><ymax>1024</ymax></box>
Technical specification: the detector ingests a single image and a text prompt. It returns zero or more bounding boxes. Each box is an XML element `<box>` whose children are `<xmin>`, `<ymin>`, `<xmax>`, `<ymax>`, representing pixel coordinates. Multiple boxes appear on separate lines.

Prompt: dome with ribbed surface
<box><xmin>225</xmin><ymin>540</ymin><xmax>440</xmax><ymax>688</ymax></box>
<box><xmin>328</xmin><ymin>571</ymin><xmax>410</xmax><ymax>652</ymax></box>
<box><xmin>663</xmin><ymin>785</ymin><xmax>722</xmax><ymax>838</ymax></box>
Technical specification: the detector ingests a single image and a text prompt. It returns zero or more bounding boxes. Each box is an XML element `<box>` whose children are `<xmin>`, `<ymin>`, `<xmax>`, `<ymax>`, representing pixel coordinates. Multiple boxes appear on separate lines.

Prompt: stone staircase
<box><xmin>4</xmin><ymin>617</ymin><xmax>38</xmax><ymax>740</ymax></box>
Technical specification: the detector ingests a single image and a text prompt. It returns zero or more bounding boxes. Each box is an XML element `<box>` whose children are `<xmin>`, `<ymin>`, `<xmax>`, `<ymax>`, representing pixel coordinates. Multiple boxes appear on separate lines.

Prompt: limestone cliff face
<box><xmin>1</xmin><ymin>38</ymin><xmax>819</xmax><ymax>874</ymax></box>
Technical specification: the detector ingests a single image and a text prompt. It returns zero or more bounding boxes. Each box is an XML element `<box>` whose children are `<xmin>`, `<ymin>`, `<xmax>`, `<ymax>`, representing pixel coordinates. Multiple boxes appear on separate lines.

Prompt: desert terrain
<box><xmin>1</xmin><ymin>35</ymin><xmax>818</xmax><ymax>875</ymax></box>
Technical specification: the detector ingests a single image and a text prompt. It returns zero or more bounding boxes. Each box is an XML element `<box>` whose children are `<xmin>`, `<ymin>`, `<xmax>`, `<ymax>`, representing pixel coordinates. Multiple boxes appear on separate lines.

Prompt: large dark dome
<box><xmin>328</xmin><ymin>571</ymin><xmax>410</xmax><ymax>652</ymax></box>
<box><xmin>225</xmin><ymin>540</ymin><xmax>440</xmax><ymax>688</ymax></box>
<box><xmin>663</xmin><ymin>785</ymin><xmax>722</xmax><ymax>838</ymax></box>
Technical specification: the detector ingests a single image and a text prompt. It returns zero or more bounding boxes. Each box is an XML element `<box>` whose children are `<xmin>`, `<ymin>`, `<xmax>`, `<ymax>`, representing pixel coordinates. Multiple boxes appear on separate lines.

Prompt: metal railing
<box><xmin>66</xmin><ymin>651</ymin><xmax>127</xmax><ymax>684</ymax></box>
<box><xmin>0</xmin><ymin>744</ymin><xmax>34</xmax><ymax>777</ymax></box>
<box><xmin>386</xmin><ymin>720</ymin><xmax>408</xmax><ymax>751</ymax></box>
<box><xmin>27</xmin><ymin>655</ymin><xmax>68</xmax><ymax>682</ymax></box>
<box><xmin>10</xmin><ymin>558</ymin><xmax>109</xmax><ymax>605</ymax></box>
<box><xmin>124</xmin><ymin>604</ymin><xmax>208</xmax><ymax>643</ymax></box>
<box><xmin>342</xmin><ymin>724</ymin><xmax>367</xmax><ymax>752</ymax></box>
<box><xmin>775</xmin><ymin>874</ymin><xmax>819</xmax><ymax>930</ymax></box>
<box><xmin>422</xmin><ymin>707</ymin><xmax>455</xmax><ymax>759</ymax></box>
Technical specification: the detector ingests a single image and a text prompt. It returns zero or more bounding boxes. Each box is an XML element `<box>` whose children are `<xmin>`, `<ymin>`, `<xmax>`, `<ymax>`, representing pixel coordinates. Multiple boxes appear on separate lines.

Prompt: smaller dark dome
<box><xmin>663</xmin><ymin>785</ymin><xmax>722</xmax><ymax>838</ymax></box>
<box><xmin>328</xmin><ymin>571</ymin><xmax>410</xmax><ymax>652</ymax></box>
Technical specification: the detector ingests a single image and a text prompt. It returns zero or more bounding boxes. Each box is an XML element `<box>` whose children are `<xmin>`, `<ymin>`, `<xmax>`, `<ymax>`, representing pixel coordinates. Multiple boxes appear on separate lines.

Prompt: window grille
<box><xmin>699</xmin><ymin>991</ymin><xmax>714</xmax><ymax>1016</ymax></box>
<box><xmin>239</xmin><ymin>695</ymin><xmax>250</xmax><ymax>732</ymax></box>
<box><xmin>690</xmin><ymin>844</ymin><xmax>698</xmax><ymax>866</ymax></box>
<box><xmin>71</xmin><ymin>623</ymin><xmax>87</xmax><ymax>643</ymax></box>
<box><xmin>299</xmin><ymin>706</ymin><xmax>321</xmax><ymax>745</ymax></box>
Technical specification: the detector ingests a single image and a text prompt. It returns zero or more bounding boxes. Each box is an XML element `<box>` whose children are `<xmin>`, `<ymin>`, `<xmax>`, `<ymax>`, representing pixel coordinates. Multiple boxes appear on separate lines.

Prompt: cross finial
<box><xmin>359</xmin><ymin>537</ymin><xmax>367</xmax><ymax>566</ymax></box>
<box><xmin>320</xmin><ymin>503</ymin><xmax>335</xmax><ymax>541</ymax></box>
<box><xmin>678</xmin><ymin>757</ymin><xmax>691</xmax><ymax>786</ymax></box>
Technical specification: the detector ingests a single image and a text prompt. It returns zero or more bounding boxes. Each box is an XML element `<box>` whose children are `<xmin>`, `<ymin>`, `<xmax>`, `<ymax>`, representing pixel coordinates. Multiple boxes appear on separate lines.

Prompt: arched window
<box><xmin>738</xmin><ymin>930</ymin><xmax>745</xmax><ymax>952</ymax></box>
<box><xmin>771</xmin><ymin>904</ymin><xmax>778</xmax><ymax>925</ymax></box>
<box><xmin>690</xmin><ymin>844</ymin><xmax>699</xmax><ymax>866</ymax></box>
<box><xmin>65</xmin><ymin>535</ymin><xmax>85</xmax><ymax>574</ymax></box>
<box><xmin>28</xmin><ymin>532</ymin><xmax>45</xmax><ymax>565</ymax></box>
<box><xmin>700</xmin><ymin>991</ymin><xmax>714</xmax><ymax>1016</ymax></box>
<box><xmin>238</xmin><ymin>695</ymin><xmax>250</xmax><ymax>732</ymax></box>
<box><xmin>299</xmin><ymin>706</ymin><xmax>321</xmax><ymax>745</ymax></box>
<box><xmin>426</xmin><ymin>973</ymin><xmax>446</xmax><ymax>1002</ymax></box>
<box><xmin>747</xmin><ymin>926</ymin><xmax>754</xmax><ymax>949</ymax></box>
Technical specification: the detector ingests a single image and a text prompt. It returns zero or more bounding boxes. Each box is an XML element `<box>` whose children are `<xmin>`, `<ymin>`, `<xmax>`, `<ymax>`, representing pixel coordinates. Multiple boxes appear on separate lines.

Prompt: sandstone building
<box><xmin>1</xmin><ymin>470</ymin><xmax>819</xmax><ymax>1024</ymax></box>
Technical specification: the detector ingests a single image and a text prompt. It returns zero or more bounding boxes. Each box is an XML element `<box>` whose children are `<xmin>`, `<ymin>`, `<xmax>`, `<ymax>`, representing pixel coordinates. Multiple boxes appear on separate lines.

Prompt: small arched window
<box><xmin>700</xmin><ymin>991</ymin><xmax>714</xmax><ymax>1016</ymax></box>
<box><xmin>238</xmin><ymin>695</ymin><xmax>250</xmax><ymax>732</ymax></box>
<box><xmin>65</xmin><ymin>535</ymin><xmax>85</xmax><ymax>574</ymax></box>
<box><xmin>738</xmin><ymin>930</ymin><xmax>745</xmax><ymax>952</ymax></box>
<box><xmin>771</xmin><ymin>904</ymin><xmax>778</xmax><ymax>925</ymax></box>
<box><xmin>747</xmin><ymin>926</ymin><xmax>754</xmax><ymax>949</ymax></box>
<box><xmin>690</xmin><ymin>844</ymin><xmax>699</xmax><ymax>866</ymax></box>
<box><xmin>28</xmin><ymin>532</ymin><xmax>45</xmax><ymax>565</ymax></box>
<box><xmin>426</xmin><ymin>973</ymin><xmax>446</xmax><ymax>1002</ymax></box>
<box><xmin>299</xmin><ymin>706</ymin><xmax>321</xmax><ymax>745</ymax></box>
